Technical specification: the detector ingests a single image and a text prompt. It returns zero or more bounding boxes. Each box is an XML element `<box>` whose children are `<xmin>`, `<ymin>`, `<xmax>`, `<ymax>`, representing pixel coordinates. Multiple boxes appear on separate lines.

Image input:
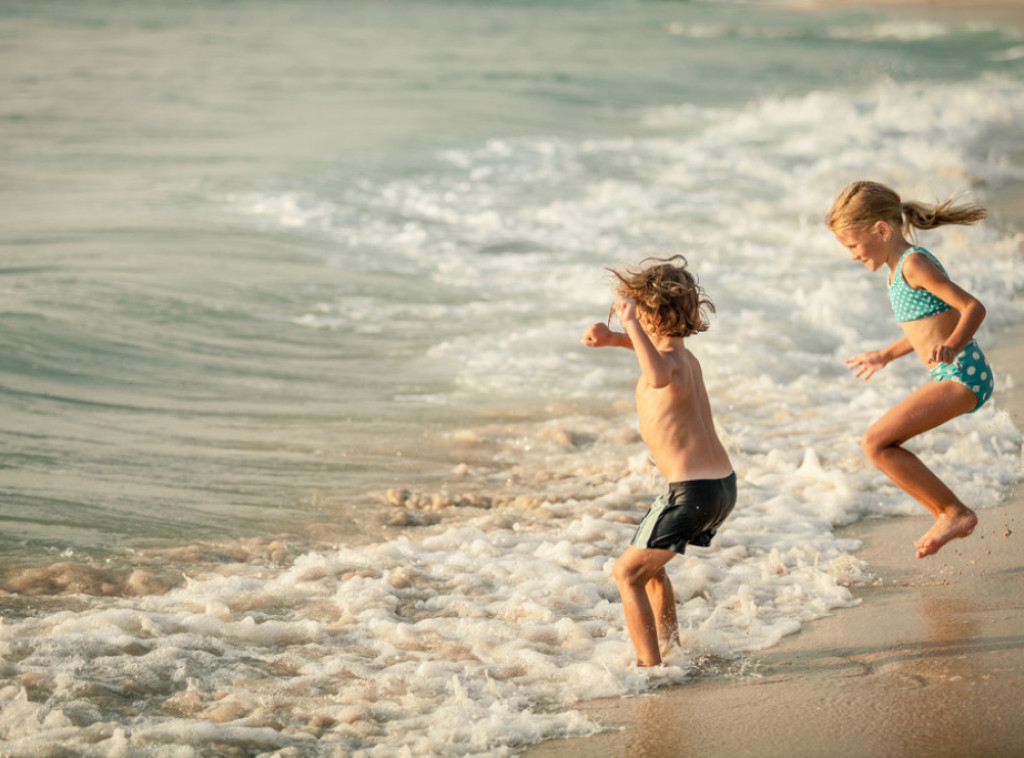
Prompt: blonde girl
<box><xmin>826</xmin><ymin>180</ymin><xmax>991</xmax><ymax>558</ymax></box>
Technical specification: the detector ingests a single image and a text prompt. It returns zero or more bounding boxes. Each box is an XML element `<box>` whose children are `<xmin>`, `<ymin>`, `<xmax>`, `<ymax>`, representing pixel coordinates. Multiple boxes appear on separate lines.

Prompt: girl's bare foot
<box><xmin>915</xmin><ymin>508</ymin><xmax>978</xmax><ymax>558</ymax></box>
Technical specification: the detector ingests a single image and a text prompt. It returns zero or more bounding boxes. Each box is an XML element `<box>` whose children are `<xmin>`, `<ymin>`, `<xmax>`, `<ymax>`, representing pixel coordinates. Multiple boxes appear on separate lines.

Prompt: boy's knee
<box><xmin>612</xmin><ymin>557</ymin><xmax>645</xmax><ymax>588</ymax></box>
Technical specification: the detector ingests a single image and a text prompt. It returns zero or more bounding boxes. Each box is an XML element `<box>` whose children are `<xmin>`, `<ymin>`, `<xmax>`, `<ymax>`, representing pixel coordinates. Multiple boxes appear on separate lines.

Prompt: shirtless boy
<box><xmin>582</xmin><ymin>256</ymin><xmax>735</xmax><ymax>667</ymax></box>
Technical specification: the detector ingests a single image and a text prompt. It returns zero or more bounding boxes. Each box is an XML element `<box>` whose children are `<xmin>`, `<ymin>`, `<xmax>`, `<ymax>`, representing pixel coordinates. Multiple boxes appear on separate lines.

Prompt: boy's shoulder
<box><xmin>662</xmin><ymin>345</ymin><xmax>702</xmax><ymax>380</ymax></box>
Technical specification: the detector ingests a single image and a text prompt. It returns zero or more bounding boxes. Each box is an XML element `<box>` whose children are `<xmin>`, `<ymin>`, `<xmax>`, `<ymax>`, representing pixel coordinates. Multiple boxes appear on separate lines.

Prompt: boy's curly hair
<box><xmin>609</xmin><ymin>255</ymin><xmax>714</xmax><ymax>337</ymax></box>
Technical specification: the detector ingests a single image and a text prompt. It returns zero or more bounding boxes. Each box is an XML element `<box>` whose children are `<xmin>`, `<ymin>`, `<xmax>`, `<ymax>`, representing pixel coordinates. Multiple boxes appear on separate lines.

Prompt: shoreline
<box><xmin>525</xmin><ymin>2</ymin><xmax>1024</xmax><ymax>753</ymax></box>
<box><xmin>523</xmin><ymin>324</ymin><xmax>1024</xmax><ymax>758</ymax></box>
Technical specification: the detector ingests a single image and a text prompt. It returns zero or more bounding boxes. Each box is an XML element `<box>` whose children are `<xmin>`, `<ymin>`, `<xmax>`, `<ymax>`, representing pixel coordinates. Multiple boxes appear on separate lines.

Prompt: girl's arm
<box><xmin>845</xmin><ymin>336</ymin><xmax>913</xmax><ymax>380</ymax></box>
<box><xmin>902</xmin><ymin>254</ymin><xmax>987</xmax><ymax>364</ymax></box>
<box><xmin>581</xmin><ymin>322</ymin><xmax>634</xmax><ymax>350</ymax></box>
<box><xmin>615</xmin><ymin>297</ymin><xmax>672</xmax><ymax>388</ymax></box>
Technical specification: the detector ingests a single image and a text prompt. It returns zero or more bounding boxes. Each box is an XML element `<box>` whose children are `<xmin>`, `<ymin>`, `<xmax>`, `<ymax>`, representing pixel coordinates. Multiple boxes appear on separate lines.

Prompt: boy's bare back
<box><xmin>633</xmin><ymin>337</ymin><xmax>731</xmax><ymax>483</ymax></box>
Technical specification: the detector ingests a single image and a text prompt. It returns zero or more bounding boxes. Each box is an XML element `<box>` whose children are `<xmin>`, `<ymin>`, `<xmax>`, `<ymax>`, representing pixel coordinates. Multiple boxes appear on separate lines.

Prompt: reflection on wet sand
<box><xmin>525</xmin><ymin>507</ymin><xmax>1024</xmax><ymax>758</ymax></box>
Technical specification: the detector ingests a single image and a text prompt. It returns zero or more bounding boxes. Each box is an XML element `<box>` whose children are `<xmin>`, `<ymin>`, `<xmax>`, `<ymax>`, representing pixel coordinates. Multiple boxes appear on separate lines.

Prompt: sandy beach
<box><xmin>524</xmin><ymin>4</ymin><xmax>1024</xmax><ymax>755</ymax></box>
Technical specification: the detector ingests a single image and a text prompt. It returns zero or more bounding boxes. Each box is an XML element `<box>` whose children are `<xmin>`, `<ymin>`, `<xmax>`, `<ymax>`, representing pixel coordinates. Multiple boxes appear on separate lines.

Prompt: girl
<box><xmin>825</xmin><ymin>180</ymin><xmax>992</xmax><ymax>559</ymax></box>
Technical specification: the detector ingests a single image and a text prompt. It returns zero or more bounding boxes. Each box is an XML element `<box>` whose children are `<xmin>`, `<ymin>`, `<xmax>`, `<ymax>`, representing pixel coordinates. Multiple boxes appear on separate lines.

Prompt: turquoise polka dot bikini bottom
<box><xmin>928</xmin><ymin>339</ymin><xmax>994</xmax><ymax>413</ymax></box>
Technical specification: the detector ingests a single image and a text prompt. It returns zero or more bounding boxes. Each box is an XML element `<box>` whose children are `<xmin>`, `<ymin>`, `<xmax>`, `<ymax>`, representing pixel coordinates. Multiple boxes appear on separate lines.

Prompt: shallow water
<box><xmin>1</xmin><ymin>0</ymin><xmax>1023</xmax><ymax>755</ymax></box>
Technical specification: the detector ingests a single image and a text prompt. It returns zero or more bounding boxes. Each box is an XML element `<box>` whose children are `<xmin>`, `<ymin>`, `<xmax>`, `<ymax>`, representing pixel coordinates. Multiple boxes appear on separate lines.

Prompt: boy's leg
<box><xmin>613</xmin><ymin>546</ymin><xmax>676</xmax><ymax>666</ymax></box>
<box><xmin>645</xmin><ymin>568</ymin><xmax>680</xmax><ymax>654</ymax></box>
<box><xmin>860</xmin><ymin>380</ymin><xmax>978</xmax><ymax>557</ymax></box>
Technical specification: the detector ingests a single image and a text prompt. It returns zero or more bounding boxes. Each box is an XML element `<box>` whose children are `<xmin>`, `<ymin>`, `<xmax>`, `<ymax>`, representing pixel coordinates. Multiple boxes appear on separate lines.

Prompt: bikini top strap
<box><xmin>891</xmin><ymin>246</ymin><xmax>917</xmax><ymax>286</ymax></box>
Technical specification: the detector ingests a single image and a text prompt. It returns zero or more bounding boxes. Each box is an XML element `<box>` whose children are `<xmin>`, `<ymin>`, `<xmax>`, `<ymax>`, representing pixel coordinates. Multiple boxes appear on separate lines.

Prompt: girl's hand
<box><xmin>613</xmin><ymin>296</ymin><xmax>638</xmax><ymax>326</ymax></box>
<box><xmin>845</xmin><ymin>350</ymin><xmax>888</xmax><ymax>380</ymax></box>
<box><xmin>581</xmin><ymin>322</ymin><xmax>614</xmax><ymax>347</ymax></box>
<box><xmin>928</xmin><ymin>344</ymin><xmax>956</xmax><ymax>366</ymax></box>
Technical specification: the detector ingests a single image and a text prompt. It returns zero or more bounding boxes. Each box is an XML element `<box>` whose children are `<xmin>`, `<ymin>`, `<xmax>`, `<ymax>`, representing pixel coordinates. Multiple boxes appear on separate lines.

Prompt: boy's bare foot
<box><xmin>658</xmin><ymin>632</ymin><xmax>680</xmax><ymax>658</ymax></box>
<box><xmin>915</xmin><ymin>508</ymin><xmax>978</xmax><ymax>558</ymax></box>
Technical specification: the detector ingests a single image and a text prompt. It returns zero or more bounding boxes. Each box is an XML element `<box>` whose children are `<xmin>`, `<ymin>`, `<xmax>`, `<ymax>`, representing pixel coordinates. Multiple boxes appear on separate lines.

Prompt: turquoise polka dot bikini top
<box><xmin>888</xmin><ymin>246</ymin><xmax>953</xmax><ymax>323</ymax></box>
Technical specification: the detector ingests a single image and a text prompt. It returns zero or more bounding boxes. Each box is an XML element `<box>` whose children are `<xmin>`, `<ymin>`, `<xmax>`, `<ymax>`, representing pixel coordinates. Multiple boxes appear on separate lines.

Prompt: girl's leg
<box><xmin>613</xmin><ymin>546</ymin><xmax>676</xmax><ymax>666</ymax></box>
<box><xmin>860</xmin><ymin>380</ymin><xmax>978</xmax><ymax>558</ymax></box>
<box><xmin>645</xmin><ymin>567</ymin><xmax>680</xmax><ymax>655</ymax></box>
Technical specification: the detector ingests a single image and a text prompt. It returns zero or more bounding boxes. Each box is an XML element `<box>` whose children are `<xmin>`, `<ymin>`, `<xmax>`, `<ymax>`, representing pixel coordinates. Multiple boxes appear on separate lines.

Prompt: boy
<box><xmin>582</xmin><ymin>256</ymin><xmax>735</xmax><ymax>667</ymax></box>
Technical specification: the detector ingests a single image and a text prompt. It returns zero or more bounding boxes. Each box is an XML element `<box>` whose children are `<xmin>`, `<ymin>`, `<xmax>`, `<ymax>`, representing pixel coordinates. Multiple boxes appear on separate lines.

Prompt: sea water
<box><xmin>1</xmin><ymin>0</ymin><xmax>1023</xmax><ymax>755</ymax></box>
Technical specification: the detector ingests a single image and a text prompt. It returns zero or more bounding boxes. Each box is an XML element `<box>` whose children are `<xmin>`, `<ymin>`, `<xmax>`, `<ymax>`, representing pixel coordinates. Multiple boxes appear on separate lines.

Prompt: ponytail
<box><xmin>827</xmin><ymin>180</ymin><xmax>988</xmax><ymax>239</ymax></box>
<box><xmin>901</xmin><ymin>197</ymin><xmax>988</xmax><ymax>232</ymax></box>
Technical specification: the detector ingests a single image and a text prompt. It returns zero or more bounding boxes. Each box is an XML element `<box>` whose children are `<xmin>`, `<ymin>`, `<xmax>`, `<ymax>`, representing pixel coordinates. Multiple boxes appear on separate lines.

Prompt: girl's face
<box><xmin>833</xmin><ymin>222</ymin><xmax>892</xmax><ymax>272</ymax></box>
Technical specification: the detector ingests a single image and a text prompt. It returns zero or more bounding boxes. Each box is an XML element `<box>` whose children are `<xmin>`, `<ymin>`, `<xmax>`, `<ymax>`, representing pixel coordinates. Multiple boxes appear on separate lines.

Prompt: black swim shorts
<box><xmin>630</xmin><ymin>472</ymin><xmax>737</xmax><ymax>554</ymax></box>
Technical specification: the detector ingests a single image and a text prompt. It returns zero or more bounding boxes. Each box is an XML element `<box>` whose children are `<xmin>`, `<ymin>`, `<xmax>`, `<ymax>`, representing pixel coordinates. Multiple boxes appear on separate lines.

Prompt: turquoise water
<box><xmin>1</xmin><ymin>1</ymin><xmax>1023</xmax><ymax>755</ymax></box>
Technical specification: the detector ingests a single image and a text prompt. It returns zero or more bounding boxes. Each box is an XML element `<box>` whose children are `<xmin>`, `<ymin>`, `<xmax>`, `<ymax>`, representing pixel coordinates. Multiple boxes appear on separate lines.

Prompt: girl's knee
<box><xmin>859</xmin><ymin>432</ymin><xmax>876</xmax><ymax>460</ymax></box>
<box><xmin>860</xmin><ymin>428</ymin><xmax>890</xmax><ymax>463</ymax></box>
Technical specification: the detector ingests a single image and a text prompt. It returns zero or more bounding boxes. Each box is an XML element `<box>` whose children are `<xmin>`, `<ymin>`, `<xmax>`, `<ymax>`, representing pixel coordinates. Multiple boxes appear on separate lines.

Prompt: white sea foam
<box><xmin>0</xmin><ymin>455</ymin><xmax>867</xmax><ymax>756</ymax></box>
<box><xmin>827</xmin><ymin>20</ymin><xmax>953</xmax><ymax>42</ymax></box>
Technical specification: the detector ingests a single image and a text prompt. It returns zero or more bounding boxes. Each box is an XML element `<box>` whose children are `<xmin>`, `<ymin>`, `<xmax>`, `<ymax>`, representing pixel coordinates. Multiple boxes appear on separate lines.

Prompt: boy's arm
<box><xmin>581</xmin><ymin>322</ymin><xmax>634</xmax><ymax>350</ymax></box>
<box><xmin>615</xmin><ymin>297</ymin><xmax>672</xmax><ymax>388</ymax></box>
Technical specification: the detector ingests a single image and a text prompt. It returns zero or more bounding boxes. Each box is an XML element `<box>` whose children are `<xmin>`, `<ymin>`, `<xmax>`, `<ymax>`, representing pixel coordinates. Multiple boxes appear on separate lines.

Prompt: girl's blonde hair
<box><xmin>825</xmin><ymin>180</ymin><xmax>987</xmax><ymax>239</ymax></box>
<box><xmin>609</xmin><ymin>255</ymin><xmax>714</xmax><ymax>338</ymax></box>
